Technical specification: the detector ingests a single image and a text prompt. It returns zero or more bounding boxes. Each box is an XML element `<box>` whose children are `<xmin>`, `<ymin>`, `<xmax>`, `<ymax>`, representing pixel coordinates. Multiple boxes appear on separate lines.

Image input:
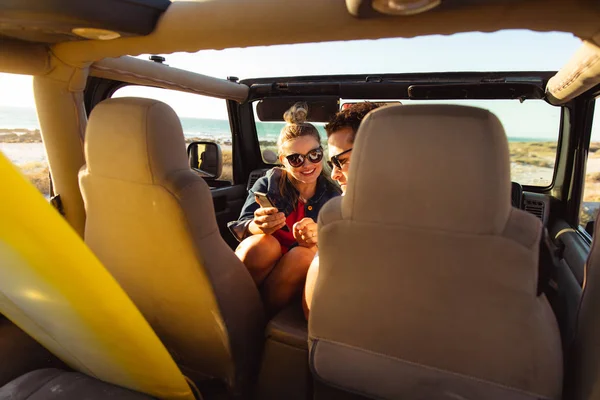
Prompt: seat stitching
<box><xmin>548</xmin><ymin>53</ymin><xmax>600</xmax><ymax>94</ymax></box>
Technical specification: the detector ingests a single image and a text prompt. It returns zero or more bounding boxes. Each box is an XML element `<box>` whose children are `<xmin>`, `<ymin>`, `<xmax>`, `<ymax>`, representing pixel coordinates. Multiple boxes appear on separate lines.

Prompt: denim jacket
<box><xmin>227</xmin><ymin>168</ymin><xmax>342</xmax><ymax>242</ymax></box>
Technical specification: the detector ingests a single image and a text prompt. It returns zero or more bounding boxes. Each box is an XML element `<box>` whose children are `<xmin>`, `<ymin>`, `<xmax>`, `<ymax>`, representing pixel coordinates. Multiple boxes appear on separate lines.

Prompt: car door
<box><xmin>546</xmin><ymin>95</ymin><xmax>599</xmax><ymax>346</ymax></box>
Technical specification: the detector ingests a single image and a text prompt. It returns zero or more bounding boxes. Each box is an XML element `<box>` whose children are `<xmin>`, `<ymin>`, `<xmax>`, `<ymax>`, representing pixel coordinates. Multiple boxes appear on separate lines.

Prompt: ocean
<box><xmin>0</xmin><ymin>106</ymin><xmax>563</xmax><ymax>187</ymax></box>
<box><xmin>0</xmin><ymin>105</ymin><xmax>552</xmax><ymax>144</ymax></box>
<box><xmin>0</xmin><ymin>106</ymin><xmax>328</xmax><ymax>146</ymax></box>
<box><xmin>0</xmin><ymin>106</ymin><xmax>40</xmax><ymax>130</ymax></box>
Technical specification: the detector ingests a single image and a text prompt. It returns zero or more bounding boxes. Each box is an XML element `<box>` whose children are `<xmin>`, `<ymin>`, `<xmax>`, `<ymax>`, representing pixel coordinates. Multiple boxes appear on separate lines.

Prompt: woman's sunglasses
<box><xmin>327</xmin><ymin>148</ymin><xmax>353</xmax><ymax>170</ymax></box>
<box><xmin>285</xmin><ymin>146</ymin><xmax>324</xmax><ymax>168</ymax></box>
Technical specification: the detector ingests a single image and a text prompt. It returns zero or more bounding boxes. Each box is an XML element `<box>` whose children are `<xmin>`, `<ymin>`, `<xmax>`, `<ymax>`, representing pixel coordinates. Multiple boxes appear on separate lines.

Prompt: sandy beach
<box><xmin>0</xmin><ymin>142</ymin><xmax>46</xmax><ymax>165</ymax></box>
<box><xmin>0</xmin><ymin>130</ymin><xmax>234</xmax><ymax>195</ymax></box>
<box><xmin>2</xmin><ymin>128</ymin><xmax>600</xmax><ymax>223</ymax></box>
<box><xmin>0</xmin><ymin>130</ymin><xmax>581</xmax><ymax>188</ymax></box>
<box><xmin>2</xmin><ymin>143</ymin><xmax>557</xmax><ymax>185</ymax></box>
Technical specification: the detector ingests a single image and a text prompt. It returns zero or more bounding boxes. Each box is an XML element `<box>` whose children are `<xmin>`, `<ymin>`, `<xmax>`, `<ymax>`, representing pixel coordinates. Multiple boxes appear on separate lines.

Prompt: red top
<box><xmin>272</xmin><ymin>200</ymin><xmax>305</xmax><ymax>254</ymax></box>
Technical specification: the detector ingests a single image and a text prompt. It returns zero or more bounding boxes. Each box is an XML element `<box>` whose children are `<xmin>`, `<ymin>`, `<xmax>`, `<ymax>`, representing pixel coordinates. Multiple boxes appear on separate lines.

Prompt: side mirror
<box><xmin>187</xmin><ymin>141</ymin><xmax>223</xmax><ymax>179</ymax></box>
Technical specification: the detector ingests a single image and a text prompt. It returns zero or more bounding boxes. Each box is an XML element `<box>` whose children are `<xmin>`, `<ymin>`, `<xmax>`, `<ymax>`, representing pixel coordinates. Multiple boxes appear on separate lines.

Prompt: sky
<box><xmin>2</xmin><ymin>29</ymin><xmax>599</xmax><ymax>138</ymax></box>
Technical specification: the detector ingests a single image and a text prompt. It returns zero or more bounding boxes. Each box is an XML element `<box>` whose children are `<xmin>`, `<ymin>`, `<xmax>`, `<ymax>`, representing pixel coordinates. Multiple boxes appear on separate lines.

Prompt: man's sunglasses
<box><xmin>327</xmin><ymin>148</ymin><xmax>353</xmax><ymax>170</ymax></box>
<box><xmin>285</xmin><ymin>146</ymin><xmax>324</xmax><ymax>168</ymax></box>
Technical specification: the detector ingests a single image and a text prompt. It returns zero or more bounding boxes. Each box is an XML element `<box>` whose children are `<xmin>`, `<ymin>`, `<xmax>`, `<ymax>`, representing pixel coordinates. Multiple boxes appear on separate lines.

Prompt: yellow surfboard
<box><xmin>0</xmin><ymin>151</ymin><xmax>195</xmax><ymax>400</ymax></box>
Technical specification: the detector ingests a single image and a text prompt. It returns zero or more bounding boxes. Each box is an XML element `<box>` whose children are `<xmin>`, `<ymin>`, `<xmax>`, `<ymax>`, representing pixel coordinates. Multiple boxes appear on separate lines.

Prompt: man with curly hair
<box><xmin>323</xmin><ymin>101</ymin><xmax>381</xmax><ymax>193</ymax></box>
<box><xmin>303</xmin><ymin>101</ymin><xmax>381</xmax><ymax>318</ymax></box>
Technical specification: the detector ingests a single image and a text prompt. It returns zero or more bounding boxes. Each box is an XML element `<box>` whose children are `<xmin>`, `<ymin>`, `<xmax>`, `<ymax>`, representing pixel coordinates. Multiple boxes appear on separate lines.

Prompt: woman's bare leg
<box><xmin>303</xmin><ymin>254</ymin><xmax>320</xmax><ymax>320</ymax></box>
<box><xmin>235</xmin><ymin>234</ymin><xmax>282</xmax><ymax>285</ymax></box>
<box><xmin>262</xmin><ymin>245</ymin><xmax>317</xmax><ymax>315</ymax></box>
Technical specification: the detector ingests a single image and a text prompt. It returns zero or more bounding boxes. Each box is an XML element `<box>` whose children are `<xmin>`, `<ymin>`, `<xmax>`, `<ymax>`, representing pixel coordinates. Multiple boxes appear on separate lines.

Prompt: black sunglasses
<box><xmin>327</xmin><ymin>148</ymin><xmax>353</xmax><ymax>170</ymax></box>
<box><xmin>285</xmin><ymin>146</ymin><xmax>324</xmax><ymax>168</ymax></box>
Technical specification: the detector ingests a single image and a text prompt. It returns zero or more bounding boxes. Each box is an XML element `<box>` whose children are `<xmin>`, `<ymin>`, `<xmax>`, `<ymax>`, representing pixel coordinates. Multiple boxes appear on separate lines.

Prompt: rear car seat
<box><xmin>256</xmin><ymin>302</ymin><xmax>310</xmax><ymax>400</ymax></box>
<box><xmin>247</xmin><ymin>168</ymin><xmax>270</xmax><ymax>191</ymax></box>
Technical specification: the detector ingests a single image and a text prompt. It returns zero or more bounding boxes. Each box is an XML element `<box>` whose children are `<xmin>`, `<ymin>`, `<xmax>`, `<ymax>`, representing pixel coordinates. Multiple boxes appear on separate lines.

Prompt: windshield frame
<box><xmin>245</xmin><ymin>71</ymin><xmax>564</xmax><ymax>190</ymax></box>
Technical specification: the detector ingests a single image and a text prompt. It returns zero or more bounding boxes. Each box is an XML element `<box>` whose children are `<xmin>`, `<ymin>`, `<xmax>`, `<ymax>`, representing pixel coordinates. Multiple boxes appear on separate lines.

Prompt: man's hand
<box><xmin>293</xmin><ymin>217</ymin><xmax>318</xmax><ymax>248</ymax></box>
<box><xmin>248</xmin><ymin>207</ymin><xmax>286</xmax><ymax>235</ymax></box>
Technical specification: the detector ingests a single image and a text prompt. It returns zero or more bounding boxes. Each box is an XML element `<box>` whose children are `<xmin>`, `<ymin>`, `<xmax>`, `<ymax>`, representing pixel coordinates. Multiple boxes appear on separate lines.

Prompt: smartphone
<box><xmin>254</xmin><ymin>191</ymin><xmax>289</xmax><ymax>232</ymax></box>
<box><xmin>254</xmin><ymin>191</ymin><xmax>274</xmax><ymax>208</ymax></box>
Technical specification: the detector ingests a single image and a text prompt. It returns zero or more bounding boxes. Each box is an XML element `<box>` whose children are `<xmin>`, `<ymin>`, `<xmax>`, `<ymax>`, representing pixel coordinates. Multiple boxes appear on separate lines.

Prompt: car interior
<box><xmin>1</xmin><ymin>0</ymin><xmax>600</xmax><ymax>399</ymax></box>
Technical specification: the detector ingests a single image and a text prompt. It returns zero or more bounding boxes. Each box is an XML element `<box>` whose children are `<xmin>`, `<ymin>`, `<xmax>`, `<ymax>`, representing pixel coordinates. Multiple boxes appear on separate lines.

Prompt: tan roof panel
<box><xmin>53</xmin><ymin>0</ymin><xmax>600</xmax><ymax>66</ymax></box>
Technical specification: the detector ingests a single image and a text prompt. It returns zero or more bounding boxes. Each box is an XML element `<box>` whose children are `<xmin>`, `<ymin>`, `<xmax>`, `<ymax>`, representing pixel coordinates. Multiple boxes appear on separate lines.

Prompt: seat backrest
<box><xmin>78</xmin><ymin>97</ymin><xmax>265</xmax><ymax>393</ymax></box>
<box><xmin>566</xmin><ymin>213</ymin><xmax>600</xmax><ymax>399</ymax></box>
<box><xmin>0</xmin><ymin>151</ymin><xmax>194</xmax><ymax>400</ymax></box>
<box><xmin>309</xmin><ymin>104</ymin><xmax>563</xmax><ymax>400</ymax></box>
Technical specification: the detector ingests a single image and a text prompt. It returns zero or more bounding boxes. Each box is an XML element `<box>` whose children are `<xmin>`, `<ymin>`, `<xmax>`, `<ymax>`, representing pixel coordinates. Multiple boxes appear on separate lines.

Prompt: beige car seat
<box><xmin>79</xmin><ymin>97</ymin><xmax>265</xmax><ymax>396</ymax></box>
<box><xmin>309</xmin><ymin>104</ymin><xmax>563</xmax><ymax>400</ymax></box>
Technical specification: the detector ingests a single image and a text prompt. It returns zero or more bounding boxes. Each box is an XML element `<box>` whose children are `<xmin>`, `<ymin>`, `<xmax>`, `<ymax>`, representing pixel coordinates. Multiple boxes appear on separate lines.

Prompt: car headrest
<box><xmin>85</xmin><ymin>97</ymin><xmax>188</xmax><ymax>184</ymax></box>
<box><xmin>342</xmin><ymin>104</ymin><xmax>511</xmax><ymax>235</ymax></box>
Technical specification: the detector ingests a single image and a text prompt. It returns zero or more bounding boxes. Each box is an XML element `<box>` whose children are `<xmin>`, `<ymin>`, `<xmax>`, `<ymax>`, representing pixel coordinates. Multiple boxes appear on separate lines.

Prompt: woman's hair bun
<box><xmin>283</xmin><ymin>102</ymin><xmax>308</xmax><ymax>125</ymax></box>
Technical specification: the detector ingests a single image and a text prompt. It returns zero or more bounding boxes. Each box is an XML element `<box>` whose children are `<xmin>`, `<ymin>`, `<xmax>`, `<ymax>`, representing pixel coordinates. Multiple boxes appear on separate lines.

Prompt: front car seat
<box><xmin>1</xmin><ymin>369</ymin><xmax>159</xmax><ymax>400</ymax></box>
<box><xmin>309</xmin><ymin>104</ymin><xmax>563</xmax><ymax>399</ymax></box>
<box><xmin>78</xmin><ymin>98</ymin><xmax>265</xmax><ymax>395</ymax></box>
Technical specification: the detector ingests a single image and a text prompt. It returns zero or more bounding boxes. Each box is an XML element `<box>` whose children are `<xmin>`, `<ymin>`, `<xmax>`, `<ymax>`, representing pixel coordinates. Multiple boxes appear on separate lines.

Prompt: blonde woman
<box><xmin>228</xmin><ymin>102</ymin><xmax>341</xmax><ymax>314</ymax></box>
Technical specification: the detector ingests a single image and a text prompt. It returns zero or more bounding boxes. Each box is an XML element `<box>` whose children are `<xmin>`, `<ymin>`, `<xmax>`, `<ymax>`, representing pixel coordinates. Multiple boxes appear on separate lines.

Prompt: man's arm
<box><xmin>303</xmin><ymin>252</ymin><xmax>320</xmax><ymax>320</ymax></box>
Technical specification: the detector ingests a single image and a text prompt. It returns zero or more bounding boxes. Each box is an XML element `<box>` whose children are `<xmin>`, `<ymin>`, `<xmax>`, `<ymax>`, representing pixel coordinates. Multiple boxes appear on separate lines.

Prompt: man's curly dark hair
<box><xmin>324</xmin><ymin>102</ymin><xmax>381</xmax><ymax>142</ymax></box>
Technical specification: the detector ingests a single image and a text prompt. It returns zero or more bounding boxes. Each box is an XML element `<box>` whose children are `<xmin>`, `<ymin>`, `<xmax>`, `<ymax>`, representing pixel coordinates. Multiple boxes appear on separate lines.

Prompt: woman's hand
<box><xmin>248</xmin><ymin>207</ymin><xmax>286</xmax><ymax>235</ymax></box>
<box><xmin>293</xmin><ymin>218</ymin><xmax>318</xmax><ymax>248</ymax></box>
